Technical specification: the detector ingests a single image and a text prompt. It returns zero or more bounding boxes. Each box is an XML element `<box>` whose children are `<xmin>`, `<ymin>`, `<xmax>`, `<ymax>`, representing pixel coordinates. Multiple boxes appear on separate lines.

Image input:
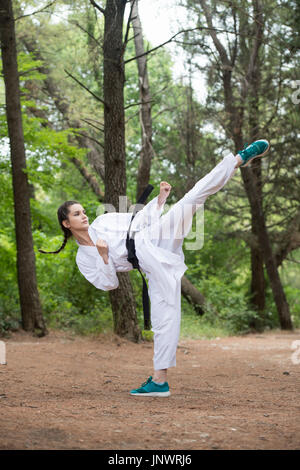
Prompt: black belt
<box><xmin>126</xmin><ymin>185</ymin><xmax>154</xmax><ymax>330</ymax></box>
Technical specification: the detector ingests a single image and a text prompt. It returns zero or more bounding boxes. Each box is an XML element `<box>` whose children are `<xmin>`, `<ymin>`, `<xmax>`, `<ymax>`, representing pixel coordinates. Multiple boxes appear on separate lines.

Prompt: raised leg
<box><xmin>152</xmin><ymin>152</ymin><xmax>238</xmax><ymax>253</ymax></box>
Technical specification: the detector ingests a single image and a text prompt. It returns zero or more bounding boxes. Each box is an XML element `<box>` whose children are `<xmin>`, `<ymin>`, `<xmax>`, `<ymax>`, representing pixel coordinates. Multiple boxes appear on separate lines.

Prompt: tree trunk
<box><xmin>249</xmin><ymin>154</ymin><xmax>265</xmax><ymax>313</ymax></box>
<box><xmin>232</xmin><ymin>133</ymin><xmax>292</xmax><ymax>330</ymax></box>
<box><xmin>240</xmin><ymin>0</ymin><xmax>291</xmax><ymax>328</ymax></box>
<box><xmin>0</xmin><ymin>0</ymin><xmax>47</xmax><ymax>336</ymax></box>
<box><xmin>275</xmin><ymin>209</ymin><xmax>300</xmax><ymax>267</ymax></box>
<box><xmin>109</xmin><ymin>272</ymin><xmax>141</xmax><ymax>342</ymax></box>
<box><xmin>247</xmin><ymin>4</ymin><xmax>266</xmax><ymax>313</ymax></box>
<box><xmin>240</xmin><ymin>167</ymin><xmax>293</xmax><ymax>329</ymax></box>
<box><xmin>131</xmin><ymin>0</ymin><xmax>154</xmax><ymax>200</ymax></box>
<box><xmin>103</xmin><ymin>0</ymin><xmax>141</xmax><ymax>342</ymax></box>
<box><xmin>250</xmin><ymin>228</ymin><xmax>265</xmax><ymax>311</ymax></box>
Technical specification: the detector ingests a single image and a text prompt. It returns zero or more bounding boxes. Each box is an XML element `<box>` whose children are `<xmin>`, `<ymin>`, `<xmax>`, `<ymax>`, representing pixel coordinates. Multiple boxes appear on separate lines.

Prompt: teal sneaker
<box><xmin>238</xmin><ymin>139</ymin><xmax>270</xmax><ymax>167</ymax></box>
<box><xmin>130</xmin><ymin>376</ymin><xmax>171</xmax><ymax>397</ymax></box>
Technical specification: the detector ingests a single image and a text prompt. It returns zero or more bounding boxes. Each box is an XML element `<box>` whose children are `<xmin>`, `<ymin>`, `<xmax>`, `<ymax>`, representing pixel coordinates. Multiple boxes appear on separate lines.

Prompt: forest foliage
<box><xmin>0</xmin><ymin>0</ymin><xmax>299</xmax><ymax>337</ymax></box>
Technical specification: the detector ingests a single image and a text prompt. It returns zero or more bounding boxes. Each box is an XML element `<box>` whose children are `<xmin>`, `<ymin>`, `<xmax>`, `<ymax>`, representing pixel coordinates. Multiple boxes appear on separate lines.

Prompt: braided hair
<box><xmin>39</xmin><ymin>200</ymin><xmax>79</xmax><ymax>255</ymax></box>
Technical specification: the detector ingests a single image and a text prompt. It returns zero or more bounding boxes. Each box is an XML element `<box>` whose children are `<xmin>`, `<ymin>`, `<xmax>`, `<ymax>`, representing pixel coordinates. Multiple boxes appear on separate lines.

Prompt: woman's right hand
<box><xmin>158</xmin><ymin>181</ymin><xmax>172</xmax><ymax>207</ymax></box>
<box><xmin>96</xmin><ymin>238</ymin><xmax>109</xmax><ymax>265</ymax></box>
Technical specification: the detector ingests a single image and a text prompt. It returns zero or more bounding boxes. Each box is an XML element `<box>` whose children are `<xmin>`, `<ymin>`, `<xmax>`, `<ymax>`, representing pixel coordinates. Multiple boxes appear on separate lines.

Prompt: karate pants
<box><xmin>148</xmin><ymin>153</ymin><xmax>238</xmax><ymax>370</ymax></box>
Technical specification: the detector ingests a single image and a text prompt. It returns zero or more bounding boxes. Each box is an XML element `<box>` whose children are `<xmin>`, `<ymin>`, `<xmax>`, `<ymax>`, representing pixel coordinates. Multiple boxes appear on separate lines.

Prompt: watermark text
<box><xmin>0</xmin><ymin>341</ymin><xmax>6</xmax><ymax>365</ymax></box>
<box><xmin>291</xmin><ymin>340</ymin><xmax>300</xmax><ymax>365</ymax></box>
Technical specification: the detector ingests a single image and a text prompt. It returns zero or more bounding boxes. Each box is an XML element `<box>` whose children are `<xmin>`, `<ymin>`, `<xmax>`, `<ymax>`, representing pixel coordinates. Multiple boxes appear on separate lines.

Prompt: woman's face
<box><xmin>62</xmin><ymin>204</ymin><xmax>89</xmax><ymax>231</ymax></box>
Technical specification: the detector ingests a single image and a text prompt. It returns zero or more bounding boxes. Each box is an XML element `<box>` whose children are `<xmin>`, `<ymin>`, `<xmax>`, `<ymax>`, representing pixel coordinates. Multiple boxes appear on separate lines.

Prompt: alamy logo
<box><xmin>0</xmin><ymin>341</ymin><xmax>6</xmax><ymax>365</ymax></box>
<box><xmin>291</xmin><ymin>81</ymin><xmax>300</xmax><ymax>105</ymax></box>
<box><xmin>291</xmin><ymin>340</ymin><xmax>300</xmax><ymax>365</ymax></box>
<box><xmin>95</xmin><ymin>197</ymin><xmax>205</xmax><ymax>251</ymax></box>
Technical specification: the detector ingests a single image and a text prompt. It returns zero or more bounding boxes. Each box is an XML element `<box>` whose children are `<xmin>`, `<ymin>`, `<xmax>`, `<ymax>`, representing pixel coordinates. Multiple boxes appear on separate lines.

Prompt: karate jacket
<box><xmin>76</xmin><ymin>196</ymin><xmax>188</xmax><ymax>306</ymax></box>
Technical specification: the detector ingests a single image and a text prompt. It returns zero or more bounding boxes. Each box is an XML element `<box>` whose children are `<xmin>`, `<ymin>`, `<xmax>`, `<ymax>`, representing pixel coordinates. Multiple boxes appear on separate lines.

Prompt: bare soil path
<box><xmin>0</xmin><ymin>329</ymin><xmax>299</xmax><ymax>450</ymax></box>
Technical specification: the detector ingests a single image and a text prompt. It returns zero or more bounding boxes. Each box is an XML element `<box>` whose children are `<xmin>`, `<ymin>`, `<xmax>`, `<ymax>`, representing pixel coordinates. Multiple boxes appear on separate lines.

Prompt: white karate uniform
<box><xmin>76</xmin><ymin>153</ymin><xmax>238</xmax><ymax>370</ymax></box>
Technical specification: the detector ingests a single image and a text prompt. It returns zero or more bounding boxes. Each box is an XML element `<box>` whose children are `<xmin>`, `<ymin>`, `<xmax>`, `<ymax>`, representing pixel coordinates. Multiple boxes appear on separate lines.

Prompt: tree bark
<box><xmin>248</xmin><ymin>1</ymin><xmax>266</xmax><ymax>312</ymax></box>
<box><xmin>250</xmin><ymin>229</ymin><xmax>265</xmax><ymax>311</ymax></box>
<box><xmin>275</xmin><ymin>209</ymin><xmax>300</xmax><ymax>267</ymax></box>
<box><xmin>103</xmin><ymin>0</ymin><xmax>141</xmax><ymax>342</ymax></box>
<box><xmin>109</xmin><ymin>272</ymin><xmax>141</xmax><ymax>342</ymax></box>
<box><xmin>0</xmin><ymin>0</ymin><xmax>47</xmax><ymax>336</ymax></box>
<box><xmin>240</xmin><ymin>168</ymin><xmax>293</xmax><ymax>329</ymax></box>
<box><xmin>131</xmin><ymin>0</ymin><xmax>154</xmax><ymax>200</ymax></box>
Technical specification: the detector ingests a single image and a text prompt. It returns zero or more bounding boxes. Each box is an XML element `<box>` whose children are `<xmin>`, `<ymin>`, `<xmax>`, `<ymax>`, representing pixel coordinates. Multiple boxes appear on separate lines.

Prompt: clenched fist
<box><xmin>96</xmin><ymin>238</ymin><xmax>109</xmax><ymax>265</ymax></box>
<box><xmin>158</xmin><ymin>181</ymin><xmax>172</xmax><ymax>206</ymax></box>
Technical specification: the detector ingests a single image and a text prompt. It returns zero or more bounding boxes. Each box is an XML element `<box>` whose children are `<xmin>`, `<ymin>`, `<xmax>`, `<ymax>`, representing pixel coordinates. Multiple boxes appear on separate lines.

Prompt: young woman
<box><xmin>40</xmin><ymin>139</ymin><xmax>270</xmax><ymax>397</ymax></box>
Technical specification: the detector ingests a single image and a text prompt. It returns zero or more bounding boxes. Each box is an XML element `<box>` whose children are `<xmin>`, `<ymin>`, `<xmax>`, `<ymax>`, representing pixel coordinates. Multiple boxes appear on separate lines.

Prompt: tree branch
<box><xmin>15</xmin><ymin>1</ymin><xmax>57</xmax><ymax>20</ymax></box>
<box><xmin>246</xmin><ymin>0</ymin><xmax>264</xmax><ymax>83</ymax></box>
<box><xmin>275</xmin><ymin>209</ymin><xmax>300</xmax><ymax>267</ymax></box>
<box><xmin>69</xmin><ymin>20</ymin><xmax>101</xmax><ymax>45</ymax></box>
<box><xmin>125</xmin><ymin>24</ymin><xmax>247</xmax><ymax>65</ymax></box>
<box><xmin>125</xmin><ymin>27</ymin><xmax>207</xmax><ymax>64</ymax></box>
<box><xmin>124</xmin><ymin>99</ymin><xmax>153</xmax><ymax>110</ymax></box>
<box><xmin>25</xmin><ymin>92</ymin><xmax>105</xmax><ymax>201</ymax></box>
<box><xmin>71</xmin><ymin>156</ymin><xmax>105</xmax><ymax>201</ymax></box>
<box><xmin>200</xmin><ymin>0</ymin><xmax>231</xmax><ymax>66</ymax></box>
<box><xmin>286</xmin><ymin>257</ymin><xmax>300</xmax><ymax>264</ymax></box>
<box><xmin>72</xmin><ymin>130</ymin><xmax>104</xmax><ymax>149</ymax></box>
<box><xmin>21</xmin><ymin>33</ymin><xmax>105</xmax><ymax>181</ymax></box>
<box><xmin>81</xmin><ymin>118</ymin><xmax>104</xmax><ymax>133</ymax></box>
<box><xmin>64</xmin><ymin>69</ymin><xmax>107</xmax><ymax>107</ymax></box>
<box><xmin>123</xmin><ymin>0</ymin><xmax>136</xmax><ymax>51</ymax></box>
<box><xmin>89</xmin><ymin>0</ymin><xmax>105</xmax><ymax>15</ymax></box>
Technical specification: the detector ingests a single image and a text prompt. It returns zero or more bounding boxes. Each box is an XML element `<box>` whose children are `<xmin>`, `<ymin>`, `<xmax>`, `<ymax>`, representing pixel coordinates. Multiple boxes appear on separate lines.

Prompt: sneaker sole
<box><xmin>130</xmin><ymin>391</ymin><xmax>171</xmax><ymax>397</ymax></box>
<box><xmin>242</xmin><ymin>140</ymin><xmax>270</xmax><ymax>167</ymax></box>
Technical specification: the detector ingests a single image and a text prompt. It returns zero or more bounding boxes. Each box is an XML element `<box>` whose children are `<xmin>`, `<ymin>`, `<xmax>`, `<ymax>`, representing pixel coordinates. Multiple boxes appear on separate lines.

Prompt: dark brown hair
<box><xmin>39</xmin><ymin>200</ymin><xmax>79</xmax><ymax>254</ymax></box>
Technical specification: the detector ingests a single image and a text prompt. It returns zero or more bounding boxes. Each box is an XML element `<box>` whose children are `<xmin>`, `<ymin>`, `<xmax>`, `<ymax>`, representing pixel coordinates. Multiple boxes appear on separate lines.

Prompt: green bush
<box><xmin>185</xmin><ymin>274</ymin><xmax>261</xmax><ymax>335</ymax></box>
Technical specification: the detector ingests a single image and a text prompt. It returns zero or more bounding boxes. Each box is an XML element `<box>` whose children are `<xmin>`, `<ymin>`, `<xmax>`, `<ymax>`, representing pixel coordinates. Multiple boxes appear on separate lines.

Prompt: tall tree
<box><xmin>0</xmin><ymin>0</ymin><xmax>47</xmax><ymax>335</ymax></box>
<box><xmin>201</xmin><ymin>0</ymin><xmax>292</xmax><ymax>329</ymax></box>
<box><xmin>102</xmin><ymin>0</ymin><xmax>141</xmax><ymax>341</ymax></box>
<box><xmin>180</xmin><ymin>0</ymin><xmax>294</xmax><ymax>329</ymax></box>
<box><xmin>131</xmin><ymin>0</ymin><xmax>154</xmax><ymax>200</ymax></box>
<box><xmin>15</xmin><ymin>0</ymin><xmax>141</xmax><ymax>341</ymax></box>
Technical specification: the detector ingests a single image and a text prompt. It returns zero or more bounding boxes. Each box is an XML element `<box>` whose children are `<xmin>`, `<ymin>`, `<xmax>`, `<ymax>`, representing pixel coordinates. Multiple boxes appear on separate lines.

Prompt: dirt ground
<box><xmin>0</xmin><ymin>328</ymin><xmax>299</xmax><ymax>450</ymax></box>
